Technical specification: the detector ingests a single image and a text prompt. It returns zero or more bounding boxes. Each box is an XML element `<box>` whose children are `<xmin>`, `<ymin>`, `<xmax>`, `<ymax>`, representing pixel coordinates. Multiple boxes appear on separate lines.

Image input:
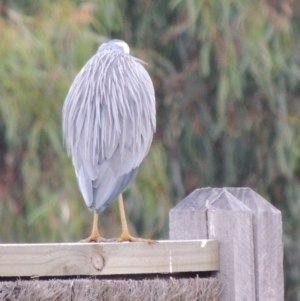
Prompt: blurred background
<box><xmin>0</xmin><ymin>0</ymin><xmax>299</xmax><ymax>299</ymax></box>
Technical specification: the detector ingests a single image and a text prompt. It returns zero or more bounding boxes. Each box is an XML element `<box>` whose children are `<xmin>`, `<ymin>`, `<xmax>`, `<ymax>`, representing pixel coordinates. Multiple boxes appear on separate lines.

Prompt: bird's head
<box><xmin>98</xmin><ymin>39</ymin><xmax>130</xmax><ymax>54</ymax></box>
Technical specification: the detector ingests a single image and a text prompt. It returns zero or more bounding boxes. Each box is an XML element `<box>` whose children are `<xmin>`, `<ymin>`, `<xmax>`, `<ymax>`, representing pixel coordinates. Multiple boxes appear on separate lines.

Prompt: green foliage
<box><xmin>0</xmin><ymin>0</ymin><xmax>300</xmax><ymax>299</ymax></box>
<box><xmin>0</xmin><ymin>1</ymin><xmax>98</xmax><ymax>242</ymax></box>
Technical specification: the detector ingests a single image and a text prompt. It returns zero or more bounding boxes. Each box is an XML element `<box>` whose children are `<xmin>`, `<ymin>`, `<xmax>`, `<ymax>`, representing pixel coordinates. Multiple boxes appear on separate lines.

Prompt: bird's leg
<box><xmin>117</xmin><ymin>194</ymin><xmax>131</xmax><ymax>240</ymax></box>
<box><xmin>80</xmin><ymin>211</ymin><xmax>106</xmax><ymax>242</ymax></box>
<box><xmin>116</xmin><ymin>194</ymin><xmax>156</xmax><ymax>243</ymax></box>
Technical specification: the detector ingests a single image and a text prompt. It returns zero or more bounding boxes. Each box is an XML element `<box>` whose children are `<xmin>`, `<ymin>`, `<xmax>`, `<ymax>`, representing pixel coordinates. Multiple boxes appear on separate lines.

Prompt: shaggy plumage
<box><xmin>63</xmin><ymin>40</ymin><xmax>156</xmax><ymax>213</ymax></box>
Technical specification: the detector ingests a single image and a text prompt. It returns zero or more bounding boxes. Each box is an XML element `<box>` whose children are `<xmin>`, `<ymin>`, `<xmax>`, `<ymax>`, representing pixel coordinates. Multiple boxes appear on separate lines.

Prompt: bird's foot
<box><xmin>79</xmin><ymin>235</ymin><xmax>108</xmax><ymax>243</ymax></box>
<box><xmin>116</xmin><ymin>233</ymin><xmax>156</xmax><ymax>244</ymax></box>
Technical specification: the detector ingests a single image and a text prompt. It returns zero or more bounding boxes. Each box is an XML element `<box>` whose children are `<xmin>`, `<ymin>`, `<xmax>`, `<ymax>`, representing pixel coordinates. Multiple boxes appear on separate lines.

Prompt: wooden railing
<box><xmin>170</xmin><ymin>187</ymin><xmax>284</xmax><ymax>301</ymax></box>
<box><xmin>0</xmin><ymin>187</ymin><xmax>283</xmax><ymax>301</ymax></box>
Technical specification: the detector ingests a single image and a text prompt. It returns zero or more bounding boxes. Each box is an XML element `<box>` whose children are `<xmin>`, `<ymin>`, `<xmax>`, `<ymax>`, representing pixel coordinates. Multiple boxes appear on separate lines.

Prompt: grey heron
<box><xmin>62</xmin><ymin>39</ymin><xmax>156</xmax><ymax>242</ymax></box>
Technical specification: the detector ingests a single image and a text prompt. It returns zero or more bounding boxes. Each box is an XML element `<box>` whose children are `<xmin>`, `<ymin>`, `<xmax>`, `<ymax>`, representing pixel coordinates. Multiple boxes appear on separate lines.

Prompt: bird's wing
<box><xmin>62</xmin><ymin>50</ymin><xmax>156</xmax><ymax>212</ymax></box>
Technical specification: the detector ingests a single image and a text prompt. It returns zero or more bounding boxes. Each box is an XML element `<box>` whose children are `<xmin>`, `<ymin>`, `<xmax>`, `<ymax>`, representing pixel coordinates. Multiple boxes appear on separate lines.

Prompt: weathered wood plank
<box><xmin>170</xmin><ymin>187</ymin><xmax>256</xmax><ymax>301</ymax></box>
<box><xmin>169</xmin><ymin>189</ymin><xmax>208</xmax><ymax>240</ymax></box>
<box><xmin>225</xmin><ymin>187</ymin><xmax>284</xmax><ymax>301</ymax></box>
<box><xmin>206</xmin><ymin>188</ymin><xmax>255</xmax><ymax>301</ymax></box>
<box><xmin>0</xmin><ymin>240</ymin><xmax>218</xmax><ymax>277</ymax></box>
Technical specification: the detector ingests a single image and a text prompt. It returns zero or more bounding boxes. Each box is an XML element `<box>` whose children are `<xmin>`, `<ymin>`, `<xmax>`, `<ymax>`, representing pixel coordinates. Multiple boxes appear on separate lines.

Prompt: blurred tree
<box><xmin>0</xmin><ymin>0</ymin><xmax>300</xmax><ymax>299</ymax></box>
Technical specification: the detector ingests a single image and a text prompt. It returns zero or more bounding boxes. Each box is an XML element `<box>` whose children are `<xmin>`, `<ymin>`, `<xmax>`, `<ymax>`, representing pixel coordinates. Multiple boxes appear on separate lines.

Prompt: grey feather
<box><xmin>62</xmin><ymin>40</ymin><xmax>156</xmax><ymax>213</ymax></box>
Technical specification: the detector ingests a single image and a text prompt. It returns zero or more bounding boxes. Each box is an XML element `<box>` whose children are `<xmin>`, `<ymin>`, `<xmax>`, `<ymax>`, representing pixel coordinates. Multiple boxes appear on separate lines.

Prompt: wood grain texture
<box><xmin>170</xmin><ymin>187</ymin><xmax>256</xmax><ymax>301</ymax></box>
<box><xmin>169</xmin><ymin>189</ymin><xmax>208</xmax><ymax>240</ymax></box>
<box><xmin>226</xmin><ymin>187</ymin><xmax>284</xmax><ymax>301</ymax></box>
<box><xmin>0</xmin><ymin>240</ymin><xmax>218</xmax><ymax>277</ymax></box>
<box><xmin>206</xmin><ymin>188</ymin><xmax>255</xmax><ymax>301</ymax></box>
